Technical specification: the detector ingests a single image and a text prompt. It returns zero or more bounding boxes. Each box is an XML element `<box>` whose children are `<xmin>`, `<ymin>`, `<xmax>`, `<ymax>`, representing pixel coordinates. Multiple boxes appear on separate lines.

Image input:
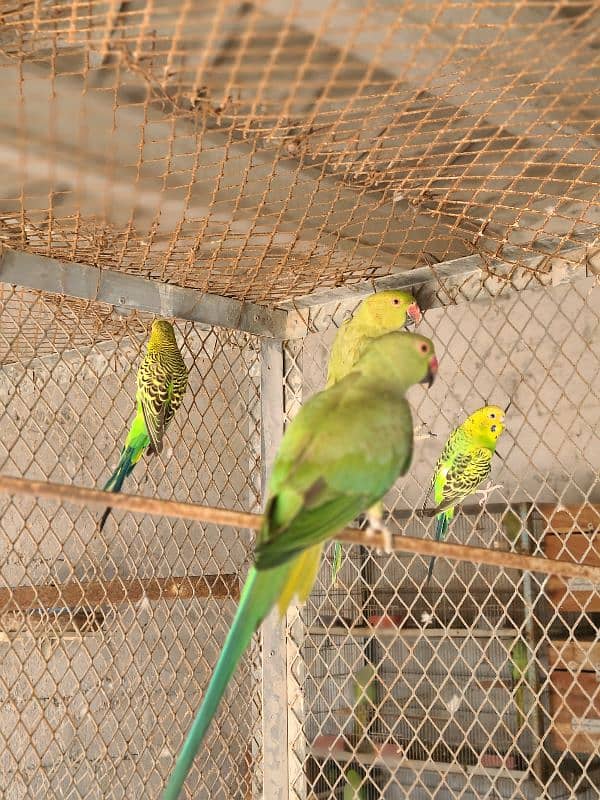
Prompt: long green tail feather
<box><xmin>99</xmin><ymin>446</ymin><xmax>139</xmax><ymax>531</ymax></box>
<box><xmin>162</xmin><ymin>566</ymin><xmax>286</xmax><ymax>800</ymax></box>
<box><xmin>426</xmin><ymin>510</ymin><xmax>452</xmax><ymax>584</ymax></box>
<box><xmin>99</xmin><ymin>415</ymin><xmax>148</xmax><ymax>531</ymax></box>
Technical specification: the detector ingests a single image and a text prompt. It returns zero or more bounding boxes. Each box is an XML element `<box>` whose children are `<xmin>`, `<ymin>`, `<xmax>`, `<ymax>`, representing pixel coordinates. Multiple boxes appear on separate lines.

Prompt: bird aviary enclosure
<box><xmin>0</xmin><ymin>2</ymin><xmax>599</xmax><ymax>799</ymax></box>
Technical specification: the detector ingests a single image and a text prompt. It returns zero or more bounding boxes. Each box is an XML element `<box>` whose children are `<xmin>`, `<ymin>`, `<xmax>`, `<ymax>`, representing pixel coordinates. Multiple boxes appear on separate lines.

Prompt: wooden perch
<box><xmin>0</xmin><ymin>475</ymin><xmax>599</xmax><ymax>584</ymax></box>
<box><xmin>0</xmin><ymin>574</ymin><xmax>239</xmax><ymax>613</ymax></box>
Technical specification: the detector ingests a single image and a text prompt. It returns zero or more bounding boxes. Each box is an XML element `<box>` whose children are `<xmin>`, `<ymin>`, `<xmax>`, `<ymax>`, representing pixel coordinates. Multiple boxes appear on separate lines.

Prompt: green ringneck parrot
<box><xmin>326</xmin><ymin>290</ymin><xmax>422</xmax><ymax>582</ymax></box>
<box><xmin>99</xmin><ymin>319</ymin><xmax>188</xmax><ymax>531</ymax></box>
<box><xmin>162</xmin><ymin>331</ymin><xmax>438</xmax><ymax>800</ymax></box>
<box><xmin>423</xmin><ymin>405</ymin><xmax>507</xmax><ymax>583</ymax></box>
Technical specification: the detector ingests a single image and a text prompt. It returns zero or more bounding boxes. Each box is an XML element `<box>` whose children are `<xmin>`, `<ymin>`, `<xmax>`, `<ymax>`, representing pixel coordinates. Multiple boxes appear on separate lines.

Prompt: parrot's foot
<box><xmin>475</xmin><ymin>481</ymin><xmax>503</xmax><ymax>506</ymax></box>
<box><xmin>364</xmin><ymin>511</ymin><xmax>393</xmax><ymax>554</ymax></box>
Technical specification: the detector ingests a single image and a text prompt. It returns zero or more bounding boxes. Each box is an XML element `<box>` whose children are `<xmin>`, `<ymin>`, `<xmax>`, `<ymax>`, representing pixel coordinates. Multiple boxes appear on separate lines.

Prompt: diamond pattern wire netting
<box><xmin>0</xmin><ymin>285</ymin><xmax>263</xmax><ymax>799</ymax></box>
<box><xmin>1</xmin><ymin>1</ymin><xmax>600</xmax><ymax>301</ymax></box>
<box><xmin>284</xmin><ymin>275</ymin><xmax>600</xmax><ymax>800</ymax></box>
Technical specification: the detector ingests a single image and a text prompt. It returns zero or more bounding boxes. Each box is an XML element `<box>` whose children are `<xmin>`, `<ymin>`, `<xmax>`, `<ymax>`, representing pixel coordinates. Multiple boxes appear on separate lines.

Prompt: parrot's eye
<box><xmin>491</xmin><ymin>425</ymin><xmax>497</xmax><ymax>433</ymax></box>
<box><xmin>490</xmin><ymin>413</ymin><xmax>496</xmax><ymax>418</ymax></box>
<box><xmin>392</xmin><ymin>298</ymin><xmax>400</xmax><ymax>305</ymax></box>
<box><xmin>419</xmin><ymin>342</ymin><xmax>429</xmax><ymax>354</ymax></box>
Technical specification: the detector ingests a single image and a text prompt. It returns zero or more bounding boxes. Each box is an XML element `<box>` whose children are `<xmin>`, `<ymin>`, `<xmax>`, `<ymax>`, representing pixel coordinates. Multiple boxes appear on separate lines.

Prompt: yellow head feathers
<box><xmin>463</xmin><ymin>405</ymin><xmax>506</xmax><ymax>447</ymax></box>
<box><xmin>149</xmin><ymin>319</ymin><xmax>177</xmax><ymax>346</ymax></box>
<box><xmin>352</xmin><ymin>290</ymin><xmax>421</xmax><ymax>334</ymax></box>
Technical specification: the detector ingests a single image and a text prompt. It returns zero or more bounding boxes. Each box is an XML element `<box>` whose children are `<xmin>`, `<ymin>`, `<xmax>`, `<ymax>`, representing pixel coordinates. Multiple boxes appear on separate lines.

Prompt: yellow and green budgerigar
<box><xmin>327</xmin><ymin>290</ymin><xmax>422</xmax><ymax>580</ymax></box>
<box><xmin>162</xmin><ymin>331</ymin><xmax>438</xmax><ymax>800</ymax></box>
<box><xmin>99</xmin><ymin>320</ymin><xmax>188</xmax><ymax>531</ymax></box>
<box><xmin>423</xmin><ymin>405</ymin><xmax>507</xmax><ymax>583</ymax></box>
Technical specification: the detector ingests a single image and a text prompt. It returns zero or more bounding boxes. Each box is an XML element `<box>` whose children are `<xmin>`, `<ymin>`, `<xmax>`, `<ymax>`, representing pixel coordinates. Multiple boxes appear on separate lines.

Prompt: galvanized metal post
<box><xmin>517</xmin><ymin>502</ymin><xmax>547</xmax><ymax>788</ymax></box>
<box><xmin>260</xmin><ymin>338</ymin><xmax>289</xmax><ymax>800</ymax></box>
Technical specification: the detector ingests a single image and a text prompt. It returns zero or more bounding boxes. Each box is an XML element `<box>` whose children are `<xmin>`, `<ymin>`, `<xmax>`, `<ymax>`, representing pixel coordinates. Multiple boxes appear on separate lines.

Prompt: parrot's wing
<box><xmin>256</xmin><ymin>380</ymin><xmax>412</xmax><ymax>570</ymax></box>
<box><xmin>325</xmin><ymin>317</ymin><xmax>351</xmax><ymax>387</ymax></box>
<box><xmin>422</xmin><ymin>430</ymin><xmax>457</xmax><ymax>510</ymax></box>
<box><xmin>138</xmin><ymin>359</ymin><xmax>172</xmax><ymax>455</ymax></box>
<box><xmin>141</xmin><ymin>393</ymin><xmax>166</xmax><ymax>455</ymax></box>
<box><xmin>432</xmin><ymin>447</ymin><xmax>492</xmax><ymax>513</ymax></box>
<box><xmin>163</xmin><ymin>367</ymin><xmax>188</xmax><ymax>430</ymax></box>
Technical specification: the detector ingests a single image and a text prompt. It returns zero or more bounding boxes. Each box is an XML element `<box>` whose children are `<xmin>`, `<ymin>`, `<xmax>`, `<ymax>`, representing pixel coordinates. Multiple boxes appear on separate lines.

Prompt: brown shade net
<box><xmin>0</xmin><ymin>1</ymin><xmax>599</xmax><ymax>302</ymax></box>
<box><xmin>0</xmin><ymin>4</ymin><xmax>599</xmax><ymax>800</ymax></box>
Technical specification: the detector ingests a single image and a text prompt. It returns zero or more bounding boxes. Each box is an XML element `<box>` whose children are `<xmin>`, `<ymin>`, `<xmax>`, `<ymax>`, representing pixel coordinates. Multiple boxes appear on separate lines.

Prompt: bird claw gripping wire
<box><xmin>475</xmin><ymin>481</ymin><xmax>503</xmax><ymax>506</ymax></box>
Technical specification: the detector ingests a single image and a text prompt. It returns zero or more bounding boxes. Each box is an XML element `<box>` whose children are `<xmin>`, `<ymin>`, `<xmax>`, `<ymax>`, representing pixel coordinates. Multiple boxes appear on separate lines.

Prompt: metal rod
<box><xmin>279</xmin><ymin>231</ymin><xmax>596</xmax><ymax>313</ymax></box>
<box><xmin>0</xmin><ymin>474</ymin><xmax>599</xmax><ymax>582</ymax></box>
<box><xmin>517</xmin><ymin>502</ymin><xmax>546</xmax><ymax>787</ymax></box>
<box><xmin>259</xmin><ymin>338</ymin><xmax>290</xmax><ymax>800</ymax></box>
<box><xmin>0</xmin><ymin>574</ymin><xmax>239</xmax><ymax>613</ymax></box>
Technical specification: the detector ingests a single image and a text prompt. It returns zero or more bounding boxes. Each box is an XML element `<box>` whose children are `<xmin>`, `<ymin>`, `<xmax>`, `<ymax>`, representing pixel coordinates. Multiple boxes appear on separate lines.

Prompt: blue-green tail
<box><xmin>162</xmin><ymin>566</ymin><xmax>285</xmax><ymax>800</ymax></box>
<box><xmin>98</xmin><ymin>446</ymin><xmax>139</xmax><ymax>531</ymax></box>
<box><xmin>426</xmin><ymin>510</ymin><xmax>452</xmax><ymax>584</ymax></box>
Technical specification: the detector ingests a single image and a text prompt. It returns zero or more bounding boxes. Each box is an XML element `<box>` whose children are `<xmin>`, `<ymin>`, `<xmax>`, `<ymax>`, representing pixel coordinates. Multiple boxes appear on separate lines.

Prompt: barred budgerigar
<box><xmin>99</xmin><ymin>319</ymin><xmax>188</xmax><ymax>531</ymax></box>
<box><xmin>423</xmin><ymin>405</ymin><xmax>506</xmax><ymax>583</ymax></box>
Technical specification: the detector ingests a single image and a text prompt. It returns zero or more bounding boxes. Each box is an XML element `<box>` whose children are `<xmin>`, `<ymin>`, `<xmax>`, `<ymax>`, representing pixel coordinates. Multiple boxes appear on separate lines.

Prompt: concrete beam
<box><xmin>280</xmin><ymin>228</ymin><xmax>599</xmax><ymax>319</ymax></box>
<box><xmin>0</xmin><ymin>248</ymin><xmax>289</xmax><ymax>338</ymax></box>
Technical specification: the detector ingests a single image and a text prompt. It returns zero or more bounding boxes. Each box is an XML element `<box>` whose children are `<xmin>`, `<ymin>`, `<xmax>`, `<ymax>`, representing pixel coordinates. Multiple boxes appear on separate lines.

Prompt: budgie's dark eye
<box><xmin>490</xmin><ymin>413</ymin><xmax>496</xmax><ymax>418</ymax></box>
<box><xmin>393</xmin><ymin>298</ymin><xmax>400</xmax><ymax>305</ymax></box>
<box><xmin>491</xmin><ymin>425</ymin><xmax>497</xmax><ymax>432</ymax></box>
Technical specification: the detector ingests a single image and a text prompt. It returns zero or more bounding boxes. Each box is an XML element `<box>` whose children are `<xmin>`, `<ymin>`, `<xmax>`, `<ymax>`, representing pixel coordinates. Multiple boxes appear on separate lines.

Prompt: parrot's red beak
<box><xmin>422</xmin><ymin>355</ymin><xmax>438</xmax><ymax>388</ymax></box>
<box><xmin>406</xmin><ymin>301</ymin><xmax>422</xmax><ymax>326</ymax></box>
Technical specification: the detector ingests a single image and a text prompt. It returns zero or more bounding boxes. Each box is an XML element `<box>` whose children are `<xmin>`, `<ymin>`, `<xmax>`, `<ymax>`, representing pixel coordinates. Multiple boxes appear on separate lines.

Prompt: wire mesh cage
<box><xmin>0</xmin><ymin>290</ymin><xmax>264</xmax><ymax>798</ymax></box>
<box><xmin>285</xmin><ymin>278</ymin><xmax>600</xmax><ymax>800</ymax></box>
<box><xmin>0</xmin><ymin>2</ymin><xmax>599</xmax><ymax>800</ymax></box>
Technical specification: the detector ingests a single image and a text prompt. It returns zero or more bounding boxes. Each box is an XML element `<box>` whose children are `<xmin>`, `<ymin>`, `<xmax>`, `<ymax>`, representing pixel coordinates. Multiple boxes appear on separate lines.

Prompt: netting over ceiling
<box><xmin>1</xmin><ymin>0</ymin><xmax>599</xmax><ymax>302</ymax></box>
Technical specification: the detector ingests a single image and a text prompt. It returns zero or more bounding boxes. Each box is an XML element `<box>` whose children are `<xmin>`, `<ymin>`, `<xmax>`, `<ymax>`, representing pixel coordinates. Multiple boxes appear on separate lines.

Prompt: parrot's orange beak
<box><xmin>422</xmin><ymin>355</ymin><xmax>438</xmax><ymax>388</ymax></box>
<box><xmin>406</xmin><ymin>301</ymin><xmax>422</xmax><ymax>326</ymax></box>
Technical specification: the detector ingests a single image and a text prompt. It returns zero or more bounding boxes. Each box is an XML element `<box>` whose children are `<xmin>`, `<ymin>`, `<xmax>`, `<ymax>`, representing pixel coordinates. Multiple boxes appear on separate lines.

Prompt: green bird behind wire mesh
<box><xmin>511</xmin><ymin>637</ymin><xmax>530</xmax><ymax>732</ymax></box>
<box><xmin>325</xmin><ymin>290</ymin><xmax>422</xmax><ymax>584</ymax></box>
<box><xmin>352</xmin><ymin>663</ymin><xmax>378</xmax><ymax>744</ymax></box>
<box><xmin>343</xmin><ymin>769</ymin><xmax>367</xmax><ymax>800</ymax></box>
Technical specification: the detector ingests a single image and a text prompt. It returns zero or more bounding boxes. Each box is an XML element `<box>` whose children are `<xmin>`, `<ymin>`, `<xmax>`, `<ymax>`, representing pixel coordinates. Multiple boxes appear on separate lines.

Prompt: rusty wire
<box><xmin>0</xmin><ymin>2</ymin><xmax>599</xmax><ymax>301</ymax></box>
<box><xmin>0</xmin><ymin>3</ymin><xmax>599</xmax><ymax>800</ymax></box>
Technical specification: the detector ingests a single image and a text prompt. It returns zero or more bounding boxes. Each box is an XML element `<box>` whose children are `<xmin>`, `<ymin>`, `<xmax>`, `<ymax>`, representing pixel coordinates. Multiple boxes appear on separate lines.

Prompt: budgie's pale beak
<box><xmin>422</xmin><ymin>355</ymin><xmax>438</xmax><ymax>388</ymax></box>
<box><xmin>406</xmin><ymin>302</ymin><xmax>422</xmax><ymax>326</ymax></box>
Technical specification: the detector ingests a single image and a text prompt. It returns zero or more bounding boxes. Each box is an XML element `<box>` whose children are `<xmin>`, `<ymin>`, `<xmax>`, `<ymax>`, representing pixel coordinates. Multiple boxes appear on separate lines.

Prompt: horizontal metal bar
<box><xmin>0</xmin><ymin>248</ymin><xmax>289</xmax><ymax>338</ymax></box>
<box><xmin>1</xmin><ymin>474</ymin><xmax>599</xmax><ymax>583</ymax></box>
<box><xmin>0</xmin><ymin>574</ymin><xmax>239</xmax><ymax>613</ymax></box>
